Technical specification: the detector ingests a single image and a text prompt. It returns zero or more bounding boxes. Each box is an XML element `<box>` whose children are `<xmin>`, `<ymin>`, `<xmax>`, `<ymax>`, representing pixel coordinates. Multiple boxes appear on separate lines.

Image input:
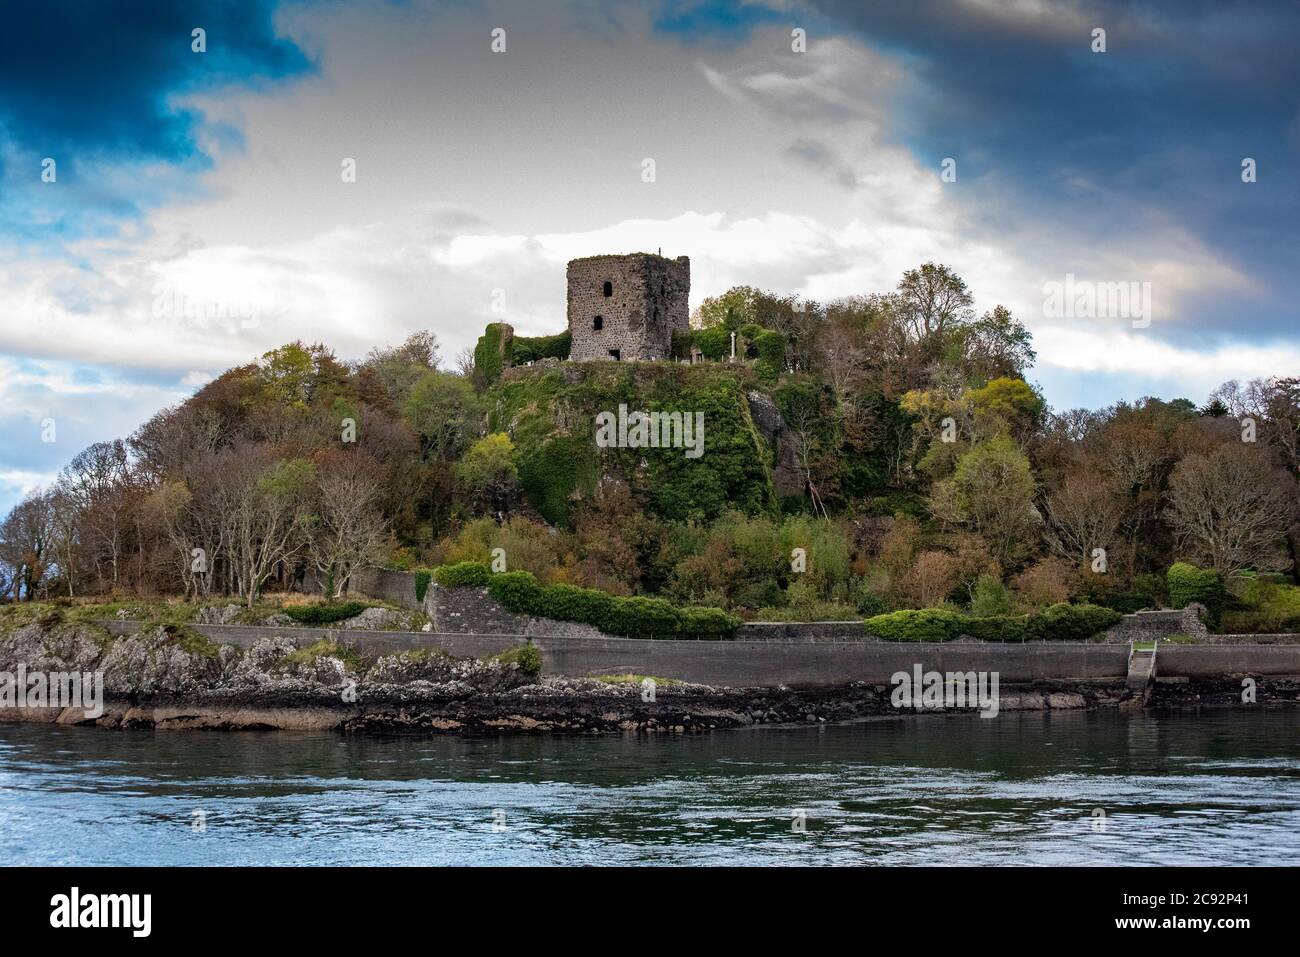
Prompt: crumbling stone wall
<box><xmin>567</xmin><ymin>253</ymin><xmax>689</xmax><ymax>361</ymax></box>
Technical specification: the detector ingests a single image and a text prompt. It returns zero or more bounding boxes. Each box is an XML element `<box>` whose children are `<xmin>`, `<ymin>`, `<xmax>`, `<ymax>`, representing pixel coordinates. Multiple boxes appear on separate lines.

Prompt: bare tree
<box><xmin>1044</xmin><ymin>472</ymin><xmax>1125</xmax><ymax>571</ymax></box>
<box><xmin>144</xmin><ymin>480</ymin><xmax>206</xmax><ymax>599</ymax></box>
<box><xmin>310</xmin><ymin>452</ymin><xmax>391</xmax><ymax>598</ymax></box>
<box><xmin>231</xmin><ymin>454</ymin><xmax>314</xmax><ymax>608</ymax></box>
<box><xmin>1166</xmin><ymin>445</ymin><xmax>1296</xmax><ymax>575</ymax></box>
<box><xmin>205</xmin><ymin>446</ymin><xmax>315</xmax><ymax>607</ymax></box>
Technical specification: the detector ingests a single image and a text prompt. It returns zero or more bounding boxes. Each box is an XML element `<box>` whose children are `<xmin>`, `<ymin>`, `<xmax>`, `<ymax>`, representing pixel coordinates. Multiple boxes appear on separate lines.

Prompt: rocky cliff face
<box><xmin>745</xmin><ymin>389</ymin><xmax>806</xmax><ymax>498</ymax></box>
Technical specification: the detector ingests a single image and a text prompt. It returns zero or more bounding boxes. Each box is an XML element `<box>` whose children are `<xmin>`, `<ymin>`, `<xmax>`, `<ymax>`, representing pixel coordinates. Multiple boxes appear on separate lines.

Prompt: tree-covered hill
<box><xmin>4</xmin><ymin>263</ymin><xmax>1297</xmax><ymax>629</ymax></box>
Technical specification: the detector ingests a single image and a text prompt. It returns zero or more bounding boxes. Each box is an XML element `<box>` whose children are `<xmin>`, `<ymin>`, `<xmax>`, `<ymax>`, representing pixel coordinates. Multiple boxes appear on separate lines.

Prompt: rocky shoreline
<box><xmin>2</xmin><ymin>619</ymin><xmax>1296</xmax><ymax>735</ymax></box>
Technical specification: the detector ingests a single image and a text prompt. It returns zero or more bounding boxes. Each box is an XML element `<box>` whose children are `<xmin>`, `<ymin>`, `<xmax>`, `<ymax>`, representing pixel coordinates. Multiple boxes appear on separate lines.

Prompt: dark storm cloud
<box><xmin>802</xmin><ymin>0</ymin><xmax>1300</xmax><ymax>342</ymax></box>
<box><xmin>0</xmin><ymin>0</ymin><xmax>311</xmax><ymax>233</ymax></box>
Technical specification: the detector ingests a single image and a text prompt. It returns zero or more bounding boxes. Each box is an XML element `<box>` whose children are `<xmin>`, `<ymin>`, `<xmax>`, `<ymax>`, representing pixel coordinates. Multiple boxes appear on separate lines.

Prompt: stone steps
<box><xmin>1121</xmin><ymin>645</ymin><xmax>1158</xmax><ymax>708</ymax></box>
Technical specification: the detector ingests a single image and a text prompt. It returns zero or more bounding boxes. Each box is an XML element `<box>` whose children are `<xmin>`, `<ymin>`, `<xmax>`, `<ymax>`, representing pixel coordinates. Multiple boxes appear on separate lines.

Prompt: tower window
<box><xmin>593</xmin><ymin>315</ymin><xmax>603</xmax><ymax>330</ymax></box>
<box><xmin>602</xmin><ymin>280</ymin><xmax>613</xmax><ymax>297</ymax></box>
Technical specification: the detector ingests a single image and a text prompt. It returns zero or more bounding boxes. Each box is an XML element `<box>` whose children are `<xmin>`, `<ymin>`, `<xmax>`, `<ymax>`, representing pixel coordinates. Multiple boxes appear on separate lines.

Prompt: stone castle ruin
<box><xmin>566</xmin><ymin>253</ymin><xmax>690</xmax><ymax>361</ymax></box>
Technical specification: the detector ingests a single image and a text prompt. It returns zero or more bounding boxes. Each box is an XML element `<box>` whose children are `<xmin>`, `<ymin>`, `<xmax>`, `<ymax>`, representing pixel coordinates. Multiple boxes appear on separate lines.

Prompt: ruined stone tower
<box><xmin>567</xmin><ymin>253</ymin><xmax>690</xmax><ymax>361</ymax></box>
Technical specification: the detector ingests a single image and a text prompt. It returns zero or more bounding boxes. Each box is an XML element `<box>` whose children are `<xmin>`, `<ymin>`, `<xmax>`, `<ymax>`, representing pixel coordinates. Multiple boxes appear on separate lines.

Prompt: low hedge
<box><xmin>864</xmin><ymin>603</ymin><xmax>1120</xmax><ymax>642</ymax></box>
<box><xmin>436</xmin><ymin>563</ymin><xmax>739</xmax><ymax>639</ymax></box>
<box><xmin>961</xmin><ymin>614</ymin><xmax>1033</xmax><ymax>643</ymax></box>
<box><xmin>863</xmin><ymin>608</ymin><xmax>966</xmax><ymax>642</ymax></box>
<box><xmin>283</xmin><ymin>601</ymin><xmax>369</xmax><ymax>625</ymax></box>
<box><xmin>1031</xmin><ymin>602</ymin><xmax>1121</xmax><ymax>641</ymax></box>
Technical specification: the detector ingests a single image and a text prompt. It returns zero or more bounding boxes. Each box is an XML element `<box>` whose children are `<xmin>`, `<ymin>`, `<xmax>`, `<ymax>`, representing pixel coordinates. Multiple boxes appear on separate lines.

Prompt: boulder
<box><xmin>195</xmin><ymin>604</ymin><xmax>243</xmax><ymax>625</ymax></box>
<box><xmin>340</xmin><ymin>607</ymin><xmax>409</xmax><ymax>631</ymax></box>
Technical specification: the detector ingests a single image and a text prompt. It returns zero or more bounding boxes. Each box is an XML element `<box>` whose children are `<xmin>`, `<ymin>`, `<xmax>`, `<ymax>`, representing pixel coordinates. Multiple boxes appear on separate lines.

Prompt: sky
<box><xmin>1</xmin><ymin>0</ymin><xmax>1298</xmax><ymax>516</ymax></box>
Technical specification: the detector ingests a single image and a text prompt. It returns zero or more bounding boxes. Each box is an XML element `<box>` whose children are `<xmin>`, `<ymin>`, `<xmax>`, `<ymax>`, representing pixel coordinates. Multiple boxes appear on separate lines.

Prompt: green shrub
<box><xmin>434</xmin><ymin>561</ymin><xmax>492</xmax><ymax>588</ymax></box>
<box><xmin>541</xmin><ymin>582</ymin><xmax>619</xmax><ymax>630</ymax></box>
<box><xmin>693</xmin><ymin>325</ymin><xmax>732</xmax><ymax>361</ymax></box>
<box><xmin>855</xmin><ymin>592</ymin><xmax>887</xmax><ymax>618</ymax></box>
<box><xmin>605</xmin><ymin>595</ymin><xmax>681</xmax><ymax>637</ymax></box>
<box><xmin>677</xmin><ymin>605</ymin><xmax>742</xmax><ymax>637</ymax></box>
<box><xmin>1222</xmin><ymin>579</ymin><xmax>1300</xmax><ymax>633</ymax></box>
<box><xmin>283</xmin><ymin>602</ymin><xmax>369</xmax><ymax>625</ymax></box>
<box><xmin>1029</xmin><ymin>602</ymin><xmax>1121</xmax><ymax>641</ymax></box>
<box><xmin>1096</xmin><ymin>589</ymin><xmax>1157</xmax><ymax>614</ymax></box>
<box><xmin>864</xmin><ymin>608</ymin><xmax>965</xmax><ymax>641</ymax></box>
<box><xmin>414</xmin><ymin>569</ymin><xmax>433</xmax><ymax>603</ymax></box>
<box><xmin>734</xmin><ymin>578</ymin><xmax>784</xmax><ymax>610</ymax></box>
<box><xmin>1168</xmin><ymin>562</ymin><xmax>1225</xmax><ymax>628</ymax></box>
<box><xmin>494</xmin><ymin>643</ymin><xmax>542</xmax><ymax>676</ymax></box>
<box><xmin>518</xmin><ymin>434</ymin><xmax>598</xmax><ymax>526</ymax></box>
<box><xmin>486</xmin><ymin>570</ymin><xmax>547</xmax><ymax>615</ymax></box>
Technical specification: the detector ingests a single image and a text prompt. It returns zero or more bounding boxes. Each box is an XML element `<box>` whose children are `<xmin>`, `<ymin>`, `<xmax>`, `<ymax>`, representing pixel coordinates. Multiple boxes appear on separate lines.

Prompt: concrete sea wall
<box><xmin>323</xmin><ymin>568</ymin><xmax>1300</xmax><ymax>686</ymax></box>
<box><xmin>101</xmin><ymin>620</ymin><xmax>1300</xmax><ymax>688</ymax></box>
